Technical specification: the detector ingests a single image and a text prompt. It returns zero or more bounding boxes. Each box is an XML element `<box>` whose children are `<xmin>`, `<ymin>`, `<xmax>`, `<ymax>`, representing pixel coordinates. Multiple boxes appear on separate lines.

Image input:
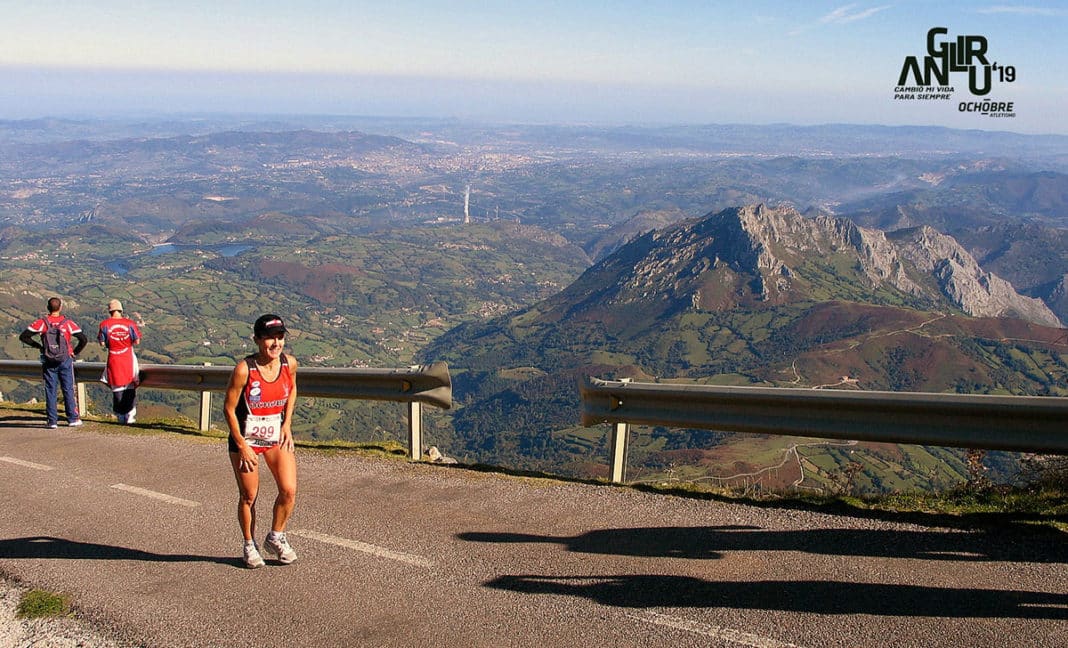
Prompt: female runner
<box><xmin>224</xmin><ymin>314</ymin><xmax>299</xmax><ymax>568</ymax></box>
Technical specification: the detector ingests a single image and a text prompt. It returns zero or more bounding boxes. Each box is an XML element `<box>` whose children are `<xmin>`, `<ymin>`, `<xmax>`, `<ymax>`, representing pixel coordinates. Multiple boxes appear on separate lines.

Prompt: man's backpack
<box><xmin>42</xmin><ymin>318</ymin><xmax>71</xmax><ymax>362</ymax></box>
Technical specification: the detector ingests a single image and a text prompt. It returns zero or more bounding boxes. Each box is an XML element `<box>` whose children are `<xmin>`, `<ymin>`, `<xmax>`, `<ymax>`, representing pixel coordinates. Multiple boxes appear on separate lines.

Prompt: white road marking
<box><xmin>0</xmin><ymin>456</ymin><xmax>53</xmax><ymax>471</ymax></box>
<box><xmin>627</xmin><ymin>611</ymin><xmax>804</xmax><ymax>648</ymax></box>
<box><xmin>110</xmin><ymin>483</ymin><xmax>199</xmax><ymax>508</ymax></box>
<box><xmin>290</xmin><ymin>529</ymin><xmax>434</xmax><ymax>568</ymax></box>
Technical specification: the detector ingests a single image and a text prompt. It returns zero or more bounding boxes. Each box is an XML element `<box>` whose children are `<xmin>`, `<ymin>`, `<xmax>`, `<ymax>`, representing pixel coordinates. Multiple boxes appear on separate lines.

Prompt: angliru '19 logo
<box><xmin>893</xmin><ymin>27</ymin><xmax>1016</xmax><ymax>119</ymax></box>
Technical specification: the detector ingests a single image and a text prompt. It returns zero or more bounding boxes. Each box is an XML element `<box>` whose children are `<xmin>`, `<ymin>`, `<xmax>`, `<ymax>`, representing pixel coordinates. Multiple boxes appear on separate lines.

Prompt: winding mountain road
<box><xmin>1</xmin><ymin>411</ymin><xmax>1065</xmax><ymax>647</ymax></box>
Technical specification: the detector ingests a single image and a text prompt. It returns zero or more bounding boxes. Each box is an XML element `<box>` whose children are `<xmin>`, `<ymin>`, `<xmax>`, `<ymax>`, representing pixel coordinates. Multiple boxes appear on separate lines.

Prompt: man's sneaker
<box><xmin>243</xmin><ymin>541</ymin><xmax>265</xmax><ymax>569</ymax></box>
<box><xmin>263</xmin><ymin>531</ymin><xmax>297</xmax><ymax>564</ymax></box>
<box><xmin>68</xmin><ymin>419</ymin><xmax>83</xmax><ymax>427</ymax></box>
<box><xmin>46</xmin><ymin>423</ymin><xmax>58</xmax><ymax>429</ymax></box>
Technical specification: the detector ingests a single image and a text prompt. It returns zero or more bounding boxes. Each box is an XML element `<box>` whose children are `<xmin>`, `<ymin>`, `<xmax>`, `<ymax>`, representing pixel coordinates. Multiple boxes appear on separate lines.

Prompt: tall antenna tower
<box><xmin>463</xmin><ymin>185</ymin><xmax>471</xmax><ymax>224</ymax></box>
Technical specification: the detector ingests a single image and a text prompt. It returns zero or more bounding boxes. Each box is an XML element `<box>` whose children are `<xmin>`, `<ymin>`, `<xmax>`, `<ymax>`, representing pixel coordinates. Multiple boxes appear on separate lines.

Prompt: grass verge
<box><xmin>16</xmin><ymin>589</ymin><xmax>70</xmax><ymax>619</ymax></box>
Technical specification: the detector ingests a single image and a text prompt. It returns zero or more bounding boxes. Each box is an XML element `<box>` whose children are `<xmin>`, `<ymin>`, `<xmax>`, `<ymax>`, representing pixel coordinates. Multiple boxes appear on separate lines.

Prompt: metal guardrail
<box><xmin>0</xmin><ymin>359</ymin><xmax>452</xmax><ymax>461</ymax></box>
<box><xmin>580</xmin><ymin>376</ymin><xmax>1068</xmax><ymax>483</ymax></box>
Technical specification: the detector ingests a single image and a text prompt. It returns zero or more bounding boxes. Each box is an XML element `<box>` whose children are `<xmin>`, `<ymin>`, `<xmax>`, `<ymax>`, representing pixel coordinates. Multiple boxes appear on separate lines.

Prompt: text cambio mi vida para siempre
<box><xmin>893</xmin><ymin>26</ymin><xmax>1016</xmax><ymax>118</ymax></box>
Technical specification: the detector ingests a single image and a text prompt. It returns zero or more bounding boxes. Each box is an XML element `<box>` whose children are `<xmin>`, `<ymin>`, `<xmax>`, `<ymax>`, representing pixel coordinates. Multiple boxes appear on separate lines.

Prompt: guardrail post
<box><xmin>76</xmin><ymin>380</ymin><xmax>88</xmax><ymax>418</ymax></box>
<box><xmin>199</xmin><ymin>362</ymin><xmax>212</xmax><ymax>431</ymax></box>
<box><xmin>609</xmin><ymin>421</ymin><xmax>630</xmax><ymax>483</ymax></box>
<box><xmin>408</xmin><ymin>401</ymin><xmax>422</xmax><ymax>461</ymax></box>
<box><xmin>607</xmin><ymin>378</ymin><xmax>632</xmax><ymax>483</ymax></box>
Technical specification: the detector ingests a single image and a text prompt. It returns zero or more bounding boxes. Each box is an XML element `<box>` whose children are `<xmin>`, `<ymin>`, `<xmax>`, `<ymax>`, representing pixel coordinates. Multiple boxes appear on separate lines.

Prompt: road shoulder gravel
<box><xmin>0</xmin><ymin>577</ymin><xmax>131</xmax><ymax>648</ymax></box>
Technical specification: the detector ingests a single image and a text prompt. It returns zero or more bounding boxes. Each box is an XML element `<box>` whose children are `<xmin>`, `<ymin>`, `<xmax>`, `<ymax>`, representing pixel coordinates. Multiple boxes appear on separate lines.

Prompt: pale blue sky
<box><xmin>2</xmin><ymin>1</ymin><xmax>1066</xmax><ymax>133</ymax></box>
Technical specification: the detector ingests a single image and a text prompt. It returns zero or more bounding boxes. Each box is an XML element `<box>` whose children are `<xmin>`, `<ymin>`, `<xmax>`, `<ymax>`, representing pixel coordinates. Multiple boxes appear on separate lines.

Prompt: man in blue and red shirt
<box><xmin>19</xmin><ymin>296</ymin><xmax>89</xmax><ymax>428</ymax></box>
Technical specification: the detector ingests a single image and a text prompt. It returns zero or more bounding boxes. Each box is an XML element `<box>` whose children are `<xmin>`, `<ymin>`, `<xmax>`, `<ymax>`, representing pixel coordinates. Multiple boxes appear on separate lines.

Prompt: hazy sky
<box><xmin>2</xmin><ymin>1</ymin><xmax>1066</xmax><ymax>133</ymax></box>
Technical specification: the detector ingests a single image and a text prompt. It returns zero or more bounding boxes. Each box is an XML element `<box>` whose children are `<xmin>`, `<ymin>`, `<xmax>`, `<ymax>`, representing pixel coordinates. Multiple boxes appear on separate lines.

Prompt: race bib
<box><xmin>244</xmin><ymin>413</ymin><xmax>282</xmax><ymax>447</ymax></box>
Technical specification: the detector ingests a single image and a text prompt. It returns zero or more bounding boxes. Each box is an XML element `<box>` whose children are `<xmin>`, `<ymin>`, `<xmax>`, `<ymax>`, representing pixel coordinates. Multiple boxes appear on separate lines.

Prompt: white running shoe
<box><xmin>68</xmin><ymin>419</ymin><xmax>83</xmax><ymax>427</ymax></box>
<box><xmin>263</xmin><ymin>531</ymin><xmax>297</xmax><ymax>564</ymax></box>
<box><xmin>243</xmin><ymin>541</ymin><xmax>265</xmax><ymax>569</ymax></box>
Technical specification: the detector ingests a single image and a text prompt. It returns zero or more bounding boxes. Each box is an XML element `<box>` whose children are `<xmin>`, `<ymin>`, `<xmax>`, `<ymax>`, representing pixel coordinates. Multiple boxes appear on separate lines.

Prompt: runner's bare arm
<box><xmin>281</xmin><ymin>354</ymin><xmax>298</xmax><ymax>452</ymax></box>
<box><xmin>224</xmin><ymin>361</ymin><xmax>258</xmax><ymax>467</ymax></box>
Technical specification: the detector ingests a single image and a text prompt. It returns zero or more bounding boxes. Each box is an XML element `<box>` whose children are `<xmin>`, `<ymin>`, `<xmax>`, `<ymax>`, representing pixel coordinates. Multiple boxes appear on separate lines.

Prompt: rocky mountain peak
<box><xmin>892</xmin><ymin>225</ymin><xmax>1062</xmax><ymax>327</ymax></box>
<box><xmin>731</xmin><ymin>203</ymin><xmax>921</xmax><ymax>296</ymax></box>
<box><xmin>593</xmin><ymin>204</ymin><xmax>1061</xmax><ymax>327</ymax></box>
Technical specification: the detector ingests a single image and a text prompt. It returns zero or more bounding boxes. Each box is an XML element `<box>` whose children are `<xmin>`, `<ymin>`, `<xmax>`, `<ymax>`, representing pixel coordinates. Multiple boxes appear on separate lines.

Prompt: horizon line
<box><xmin>1</xmin><ymin>111</ymin><xmax>1066</xmax><ymax>140</ymax></box>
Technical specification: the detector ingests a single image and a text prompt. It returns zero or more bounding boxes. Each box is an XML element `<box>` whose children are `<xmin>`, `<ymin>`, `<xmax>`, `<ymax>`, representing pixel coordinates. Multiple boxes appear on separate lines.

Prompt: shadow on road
<box><xmin>0</xmin><ymin>414</ymin><xmax>51</xmax><ymax>428</ymax></box>
<box><xmin>458</xmin><ymin>524</ymin><xmax>1067</xmax><ymax>562</ymax></box>
<box><xmin>0</xmin><ymin>536</ymin><xmax>239</xmax><ymax>567</ymax></box>
<box><xmin>484</xmin><ymin>574</ymin><xmax>1068</xmax><ymax>619</ymax></box>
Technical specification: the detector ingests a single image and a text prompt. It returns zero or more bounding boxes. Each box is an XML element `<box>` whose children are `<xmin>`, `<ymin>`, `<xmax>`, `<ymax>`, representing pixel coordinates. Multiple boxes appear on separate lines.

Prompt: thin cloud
<box><xmin>820</xmin><ymin>4</ymin><xmax>892</xmax><ymax>24</ymax></box>
<box><xmin>977</xmin><ymin>5</ymin><xmax>1068</xmax><ymax>16</ymax></box>
<box><xmin>789</xmin><ymin>4</ymin><xmax>891</xmax><ymax>35</ymax></box>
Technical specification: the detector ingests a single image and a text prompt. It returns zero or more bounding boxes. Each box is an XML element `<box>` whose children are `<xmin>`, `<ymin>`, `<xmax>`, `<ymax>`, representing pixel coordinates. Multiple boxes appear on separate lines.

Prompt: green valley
<box><xmin>2</xmin><ymin>118</ymin><xmax>1068</xmax><ymax>494</ymax></box>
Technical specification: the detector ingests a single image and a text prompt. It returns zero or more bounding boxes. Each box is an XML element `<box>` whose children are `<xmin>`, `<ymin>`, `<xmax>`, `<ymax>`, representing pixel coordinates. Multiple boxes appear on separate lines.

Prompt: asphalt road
<box><xmin>1</xmin><ymin>411</ymin><xmax>1066</xmax><ymax>648</ymax></box>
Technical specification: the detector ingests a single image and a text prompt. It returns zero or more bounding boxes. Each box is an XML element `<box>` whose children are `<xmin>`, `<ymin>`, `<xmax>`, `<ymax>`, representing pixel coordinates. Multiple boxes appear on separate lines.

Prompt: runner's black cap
<box><xmin>253</xmin><ymin>314</ymin><xmax>287</xmax><ymax>337</ymax></box>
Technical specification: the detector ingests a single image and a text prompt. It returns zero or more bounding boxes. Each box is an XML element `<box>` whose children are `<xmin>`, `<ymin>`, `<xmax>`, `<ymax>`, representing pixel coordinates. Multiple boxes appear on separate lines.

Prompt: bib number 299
<box><xmin>244</xmin><ymin>413</ymin><xmax>282</xmax><ymax>446</ymax></box>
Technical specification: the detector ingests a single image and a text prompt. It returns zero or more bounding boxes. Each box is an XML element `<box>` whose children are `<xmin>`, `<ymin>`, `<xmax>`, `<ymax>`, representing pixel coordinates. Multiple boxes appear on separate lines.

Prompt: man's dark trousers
<box><xmin>42</xmin><ymin>356</ymin><xmax>79</xmax><ymax>426</ymax></box>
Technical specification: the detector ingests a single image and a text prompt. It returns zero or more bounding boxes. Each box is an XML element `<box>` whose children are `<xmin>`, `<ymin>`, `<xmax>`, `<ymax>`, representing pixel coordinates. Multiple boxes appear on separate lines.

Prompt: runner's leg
<box><xmin>263</xmin><ymin>445</ymin><xmax>297</xmax><ymax>532</ymax></box>
<box><xmin>229</xmin><ymin>452</ymin><xmax>260</xmax><ymax>542</ymax></box>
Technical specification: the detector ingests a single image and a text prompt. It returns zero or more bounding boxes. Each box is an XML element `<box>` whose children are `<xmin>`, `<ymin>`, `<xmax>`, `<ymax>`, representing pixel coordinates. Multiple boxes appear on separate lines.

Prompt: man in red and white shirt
<box><xmin>19</xmin><ymin>296</ymin><xmax>89</xmax><ymax>428</ymax></box>
<box><xmin>98</xmin><ymin>298</ymin><xmax>142</xmax><ymax>424</ymax></box>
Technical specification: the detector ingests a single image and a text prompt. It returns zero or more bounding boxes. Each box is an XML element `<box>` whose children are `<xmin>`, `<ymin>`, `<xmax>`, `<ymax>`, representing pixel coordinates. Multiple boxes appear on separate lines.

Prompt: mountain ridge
<box><xmin>420</xmin><ymin>204</ymin><xmax>1067</xmax><ymax>478</ymax></box>
<box><xmin>548</xmin><ymin>204</ymin><xmax>1059</xmax><ymax>326</ymax></box>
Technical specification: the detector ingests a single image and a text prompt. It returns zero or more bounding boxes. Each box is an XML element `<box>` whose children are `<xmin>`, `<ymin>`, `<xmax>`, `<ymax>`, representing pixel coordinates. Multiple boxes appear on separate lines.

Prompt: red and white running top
<box><xmin>236</xmin><ymin>355</ymin><xmax>292</xmax><ymax>449</ymax></box>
